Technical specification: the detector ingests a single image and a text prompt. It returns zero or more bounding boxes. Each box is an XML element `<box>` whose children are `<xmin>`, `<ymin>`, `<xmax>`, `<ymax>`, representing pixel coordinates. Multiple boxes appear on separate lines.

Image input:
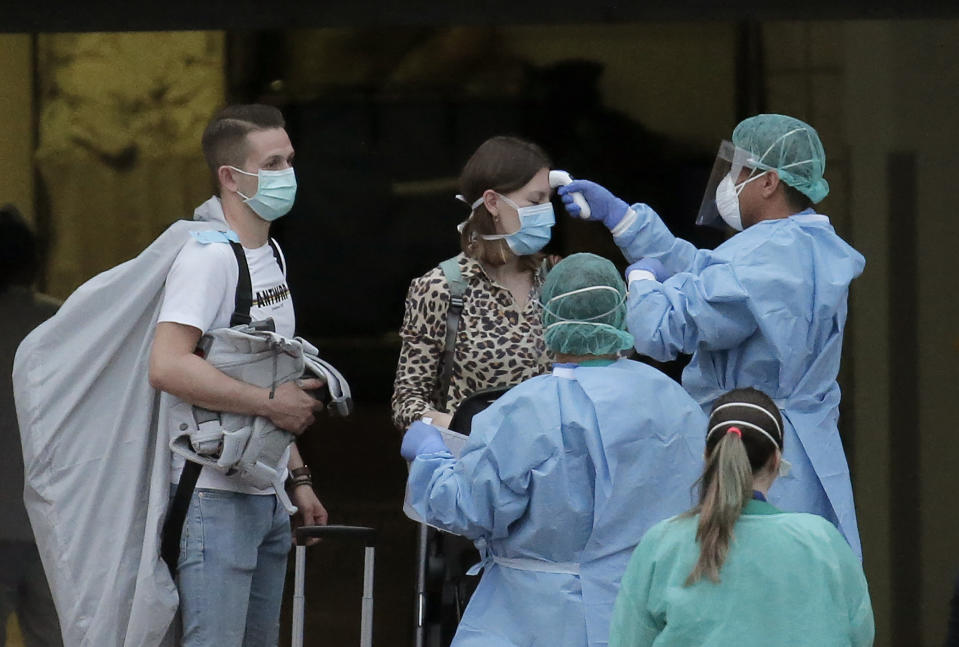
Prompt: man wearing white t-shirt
<box><xmin>149</xmin><ymin>104</ymin><xmax>326</xmax><ymax>646</ymax></box>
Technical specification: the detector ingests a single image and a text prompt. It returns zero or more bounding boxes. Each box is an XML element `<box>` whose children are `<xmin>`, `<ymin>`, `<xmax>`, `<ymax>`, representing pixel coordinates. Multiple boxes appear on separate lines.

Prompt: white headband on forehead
<box><xmin>707</xmin><ymin>419</ymin><xmax>781</xmax><ymax>451</ymax></box>
<box><xmin>710</xmin><ymin>401</ymin><xmax>782</xmax><ymax>436</ymax></box>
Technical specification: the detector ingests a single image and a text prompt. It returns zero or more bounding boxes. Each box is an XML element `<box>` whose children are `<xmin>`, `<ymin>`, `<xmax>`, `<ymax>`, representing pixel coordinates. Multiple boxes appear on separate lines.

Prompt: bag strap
<box><xmin>162</xmin><ymin>235</ymin><xmax>283</xmax><ymax>576</ymax></box>
<box><xmin>229</xmin><ymin>241</ymin><xmax>253</xmax><ymax>326</ymax></box>
<box><xmin>436</xmin><ymin>256</ymin><xmax>467</xmax><ymax>410</ymax></box>
<box><xmin>227</xmin><ymin>239</ymin><xmax>284</xmax><ymax>326</ymax></box>
<box><xmin>160</xmin><ymin>460</ymin><xmax>201</xmax><ymax>577</ymax></box>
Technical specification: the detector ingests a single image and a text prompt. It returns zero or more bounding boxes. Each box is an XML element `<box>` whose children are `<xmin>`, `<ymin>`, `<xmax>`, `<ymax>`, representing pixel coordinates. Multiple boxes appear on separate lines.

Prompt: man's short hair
<box><xmin>783</xmin><ymin>183</ymin><xmax>813</xmax><ymax>213</ymax></box>
<box><xmin>201</xmin><ymin>104</ymin><xmax>286</xmax><ymax>178</ymax></box>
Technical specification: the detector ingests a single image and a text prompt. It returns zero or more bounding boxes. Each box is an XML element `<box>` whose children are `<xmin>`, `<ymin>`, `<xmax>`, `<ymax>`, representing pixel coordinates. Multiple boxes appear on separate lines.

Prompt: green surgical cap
<box><xmin>541</xmin><ymin>253</ymin><xmax>635</xmax><ymax>356</ymax></box>
<box><xmin>732</xmin><ymin>113</ymin><xmax>829</xmax><ymax>203</ymax></box>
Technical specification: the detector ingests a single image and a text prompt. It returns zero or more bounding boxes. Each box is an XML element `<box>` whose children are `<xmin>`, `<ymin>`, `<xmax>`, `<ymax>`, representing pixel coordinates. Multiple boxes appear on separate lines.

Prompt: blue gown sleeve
<box><xmin>608</xmin><ymin>527</ymin><xmax>665</xmax><ymax>647</ymax></box>
<box><xmin>405</xmin><ymin>395</ymin><xmax>552</xmax><ymax>540</ymax></box>
<box><xmin>612</xmin><ymin>202</ymin><xmax>701</xmax><ymax>274</ymax></box>
<box><xmin>626</xmin><ymin>261</ymin><xmax>757</xmax><ymax>361</ymax></box>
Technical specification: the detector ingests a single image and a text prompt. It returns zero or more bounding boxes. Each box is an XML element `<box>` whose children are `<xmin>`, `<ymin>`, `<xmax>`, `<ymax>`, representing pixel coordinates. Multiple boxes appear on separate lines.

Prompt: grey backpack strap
<box><xmin>538</xmin><ymin>255</ymin><xmax>554</xmax><ymax>283</ymax></box>
<box><xmin>436</xmin><ymin>257</ymin><xmax>467</xmax><ymax>410</ymax></box>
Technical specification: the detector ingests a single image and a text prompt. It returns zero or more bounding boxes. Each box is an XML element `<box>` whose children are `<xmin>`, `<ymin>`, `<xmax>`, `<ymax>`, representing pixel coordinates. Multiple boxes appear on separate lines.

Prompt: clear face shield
<box><xmin>695</xmin><ymin>140</ymin><xmax>757</xmax><ymax>229</ymax></box>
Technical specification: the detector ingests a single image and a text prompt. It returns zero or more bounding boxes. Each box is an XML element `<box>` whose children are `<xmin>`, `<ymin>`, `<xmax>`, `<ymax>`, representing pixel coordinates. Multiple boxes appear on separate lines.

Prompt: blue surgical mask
<box><xmin>231</xmin><ymin>166</ymin><xmax>297</xmax><ymax>221</ymax></box>
<box><xmin>478</xmin><ymin>193</ymin><xmax>555</xmax><ymax>256</ymax></box>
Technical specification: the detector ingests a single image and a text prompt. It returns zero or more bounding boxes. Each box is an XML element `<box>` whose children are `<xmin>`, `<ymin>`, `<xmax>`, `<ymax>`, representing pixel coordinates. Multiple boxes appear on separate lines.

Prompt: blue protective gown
<box><xmin>406</xmin><ymin>359</ymin><xmax>706</xmax><ymax>647</ymax></box>
<box><xmin>609</xmin><ymin>501</ymin><xmax>874</xmax><ymax>647</ymax></box>
<box><xmin>614</xmin><ymin>205</ymin><xmax>865</xmax><ymax>558</ymax></box>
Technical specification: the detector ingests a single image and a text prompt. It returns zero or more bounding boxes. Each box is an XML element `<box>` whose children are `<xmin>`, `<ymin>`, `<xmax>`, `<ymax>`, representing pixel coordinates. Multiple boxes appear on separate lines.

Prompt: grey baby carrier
<box><xmin>171</xmin><ymin>322</ymin><xmax>352</xmax><ymax>511</ymax></box>
<box><xmin>160</xmin><ymin>238</ymin><xmax>352</xmax><ymax>575</ymax></box>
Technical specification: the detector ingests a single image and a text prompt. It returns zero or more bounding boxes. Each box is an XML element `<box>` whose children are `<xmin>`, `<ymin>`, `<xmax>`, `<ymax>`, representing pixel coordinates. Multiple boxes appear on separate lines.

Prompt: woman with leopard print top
<box><xmin>391</xmin><ymin>136</ymin><xmax>557</xmax><ymax>430</ymax></box>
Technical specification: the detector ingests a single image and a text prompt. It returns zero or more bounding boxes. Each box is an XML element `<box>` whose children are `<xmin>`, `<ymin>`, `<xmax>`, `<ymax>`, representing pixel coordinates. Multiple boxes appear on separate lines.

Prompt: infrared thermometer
<box><xmin>549</xmin><ymin>170</ymin><xmax>591</xmax><ymax>220</ymax></box>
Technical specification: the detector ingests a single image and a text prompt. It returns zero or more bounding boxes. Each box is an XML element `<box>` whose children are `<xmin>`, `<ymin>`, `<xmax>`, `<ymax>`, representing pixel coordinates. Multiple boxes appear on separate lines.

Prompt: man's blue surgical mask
<box><xmin>231</xmin><ymin>166</ymin><xmax>297</xmax><ymax>221</ymax></box>
<box><xmin>477</xmin><ymin>193</ymin><xmax>555</xmax><ymax>256</ymax></box>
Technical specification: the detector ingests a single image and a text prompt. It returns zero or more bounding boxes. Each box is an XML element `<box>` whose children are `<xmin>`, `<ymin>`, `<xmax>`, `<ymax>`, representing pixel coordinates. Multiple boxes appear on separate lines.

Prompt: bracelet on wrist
<box><xmin>287</xmin><ymin>465</ymin><xmax>313</xmax><ymax>489</ymax></box>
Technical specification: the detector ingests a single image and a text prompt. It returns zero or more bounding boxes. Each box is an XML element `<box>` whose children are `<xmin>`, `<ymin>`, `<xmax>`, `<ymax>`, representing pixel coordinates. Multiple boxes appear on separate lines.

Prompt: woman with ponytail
<box><xmin>609</xmin><ymin>387</ymin><xmax>874</xmax><ymax>647</ymax></box>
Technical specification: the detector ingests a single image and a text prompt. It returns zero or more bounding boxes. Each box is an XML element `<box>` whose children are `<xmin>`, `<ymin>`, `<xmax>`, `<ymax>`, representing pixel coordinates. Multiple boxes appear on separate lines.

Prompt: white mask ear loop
<box><xmin>454</xmin><ymin>193</ymin><xmax>492</xmax><ymax>212</ymax></box>
<box><xmin>455</xmin><ymin>194</ymin><xmax>484</xmax><ymax>234</ymax></box>
<box><xmin>733</xmin><ymin>168</ymin><xmax>768</xmax><ymax>194</ymax></box>
<box><xmin>478</xmin><ymin>193</ymin><xmax>527</xmax><ymax>241</ymax></box>
<box><xmin>541</xmin><ymin>286</ymin><xmax>626</xmax><ymax>323</ymax></box>
<box><xmin>229</xmin><ymin>166</ymin><xmax>258</xmax><ymax>201</ymax></box>
<box><xmin>459</xmin><ymin>192</ymin><xmax>518</xmax><ymax>240</ymax></box>
<box><xmin>545</xmin><ymin>285</ymin><xmax>621</xmax><ymax>305</ymax></box>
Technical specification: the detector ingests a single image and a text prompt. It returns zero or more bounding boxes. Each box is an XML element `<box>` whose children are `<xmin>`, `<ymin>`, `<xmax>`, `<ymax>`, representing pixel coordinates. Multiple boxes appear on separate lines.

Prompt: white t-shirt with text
<box><xmin>158</xmin><ymin>235</ymin><xmax>294</xmax><ymax>493</ymax></box>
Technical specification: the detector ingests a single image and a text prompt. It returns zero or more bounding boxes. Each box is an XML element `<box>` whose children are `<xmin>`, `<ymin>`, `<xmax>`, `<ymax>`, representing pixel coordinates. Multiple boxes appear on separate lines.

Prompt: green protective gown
<box><xmin>609</xmin><ymin>500</ymin><xmax>874</xmax><ymax>647</ymax></box>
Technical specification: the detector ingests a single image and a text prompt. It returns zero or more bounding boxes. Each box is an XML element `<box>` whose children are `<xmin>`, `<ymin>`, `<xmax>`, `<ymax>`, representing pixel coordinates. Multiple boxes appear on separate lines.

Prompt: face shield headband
<box><xmin>696</xmin><ymin>130</ymin><xmax>820</xmax><ymax>229</ymax></box>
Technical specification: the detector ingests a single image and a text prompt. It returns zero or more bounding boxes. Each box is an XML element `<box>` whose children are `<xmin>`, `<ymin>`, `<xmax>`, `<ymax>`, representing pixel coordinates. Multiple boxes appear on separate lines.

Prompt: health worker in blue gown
<box><xmin>401</xmin><ymin>253</ymin><xmax>706</xmax><ymax>647</ymax></box>
<box><xmin>557</xmin><ymin>114</ymin><xmax>865</xmax><ymax>559</ymax></box>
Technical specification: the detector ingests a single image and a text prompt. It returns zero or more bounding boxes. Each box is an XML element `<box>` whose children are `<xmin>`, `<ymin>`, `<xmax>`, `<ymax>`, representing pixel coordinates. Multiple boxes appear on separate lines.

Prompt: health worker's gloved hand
<box><xmin>558</xmin><ymin>180</ymin><xmax>630</xmax><ymax>230</ymax></box>
<box><xmin>626</xmin><ymin>258</ymin><xmax>670</xmax><ymax>284</ymax></box>
<box><xmin>401</xmin><ymin>420</ymin><xmax>448</xmax><ymax>461</ymax></box>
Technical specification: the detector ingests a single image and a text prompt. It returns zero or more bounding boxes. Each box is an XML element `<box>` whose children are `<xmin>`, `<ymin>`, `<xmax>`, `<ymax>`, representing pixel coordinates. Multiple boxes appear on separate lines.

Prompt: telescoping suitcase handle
<box><xmin>293</xmin><ymin>525</ymin><xmax>377</xmax><ymax>647</ymax></box>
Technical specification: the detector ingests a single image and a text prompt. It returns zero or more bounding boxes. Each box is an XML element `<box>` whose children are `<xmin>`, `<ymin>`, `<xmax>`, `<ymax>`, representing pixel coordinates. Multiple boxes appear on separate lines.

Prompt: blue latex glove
<box><xmin>401</xmin><ymin>420</ymin><xmax>448</xmax><ymax>461</ymax></box>
<box><xmin>558</xmin><ymin>180</ymin><xmax>630</xmax><ymax>230</ymax></box>
<box><xmin>626</xmin><ymin>258</ymin><xmax>670</xmax><ymax>283</ymax></box>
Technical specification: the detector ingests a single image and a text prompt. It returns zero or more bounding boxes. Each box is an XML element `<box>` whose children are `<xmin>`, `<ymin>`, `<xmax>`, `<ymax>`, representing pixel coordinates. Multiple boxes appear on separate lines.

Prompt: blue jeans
<box><xmin>173</xmin><ymin>487</ymin><xmax>291</xmax><ymax>647</ymax></box>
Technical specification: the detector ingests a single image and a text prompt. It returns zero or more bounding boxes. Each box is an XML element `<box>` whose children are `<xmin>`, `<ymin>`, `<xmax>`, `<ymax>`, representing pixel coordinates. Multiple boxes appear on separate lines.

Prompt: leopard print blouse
<box><xmin>391</xmin><ymin>253</ymin><xmax>552</xmax><ymax>430</ymax></box>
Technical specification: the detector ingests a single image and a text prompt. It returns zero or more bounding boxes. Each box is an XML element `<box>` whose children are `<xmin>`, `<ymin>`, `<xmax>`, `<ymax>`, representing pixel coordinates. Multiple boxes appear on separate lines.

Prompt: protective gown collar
<box><xmin>743</xmin><ymin>499</ymin><xmax>783</xmax><ymax>516</ymax></box>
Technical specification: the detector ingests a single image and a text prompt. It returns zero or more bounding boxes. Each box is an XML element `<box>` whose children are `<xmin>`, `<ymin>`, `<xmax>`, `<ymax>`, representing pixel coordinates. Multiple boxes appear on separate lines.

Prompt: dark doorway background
<box><xmin>8</xmin><ymin>0</ymin><xmax>936</xmax><ymax>640</ymax></box>
<box><xmin>237</xmin><ymin>29</ymin><xmax>728</xmax><ymax>645</ymax></box>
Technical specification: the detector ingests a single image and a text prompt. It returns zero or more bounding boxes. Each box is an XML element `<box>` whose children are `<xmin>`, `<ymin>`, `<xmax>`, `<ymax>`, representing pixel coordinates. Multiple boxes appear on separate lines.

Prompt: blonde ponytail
<box><xmin>685</xmin><ymin>432</ymin><xmax>753</xmax><ymax>585</ymax></box>
<box><xmin>683</xmin><ymin>388</ymin><xmax>784</xmax><ymax>585</ymax></box>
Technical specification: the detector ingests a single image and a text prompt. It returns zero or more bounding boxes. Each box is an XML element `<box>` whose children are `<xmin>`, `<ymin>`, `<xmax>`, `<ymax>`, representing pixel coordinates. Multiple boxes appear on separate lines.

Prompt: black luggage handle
<box><xmin>295</xmin><ymin>525</ymin><xmax>377</xmax><ymax>547</ymax></box>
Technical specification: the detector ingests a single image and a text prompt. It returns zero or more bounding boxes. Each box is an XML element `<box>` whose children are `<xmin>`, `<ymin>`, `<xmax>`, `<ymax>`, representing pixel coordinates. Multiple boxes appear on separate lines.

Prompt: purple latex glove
<box><xmin>558</xmin><ymin>180</ymin><xmax>630</xmax><ymax>230</ymax></box>
<box><xmin>401</xmin><ymin>420</ymin><xmax>448</xmax><ymax>461</ymax></box>
<box><xmin>626</xmin><ymin>258</ymin><xmax>670</xmax><ymax>283</ymax></box>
